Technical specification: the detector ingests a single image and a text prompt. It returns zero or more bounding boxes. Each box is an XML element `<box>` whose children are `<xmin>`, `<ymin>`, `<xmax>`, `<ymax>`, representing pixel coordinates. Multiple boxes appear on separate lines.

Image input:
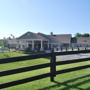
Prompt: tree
<box><xmin>0</xmin><ymin>41</ymin><xmax>7</xmax><ymax>47</ymax></box>
<box><xmin>74</xmin><ymin>33</ymin><xmax>82</xmax><ymax>37</ymax></box>
<box><xmin>0</xmin><ymin>42</ymin><xmax>4</xmax><ymax>46</ymax></box>
<box><xmin>74</xmin><ymin>33</ymin><xmax>90</xmax><ymax>37</ymax></box>
<box><xmin>82</xmin><ymin>33</ymin><xmax>89</xmax><ymax>37</ymax></box>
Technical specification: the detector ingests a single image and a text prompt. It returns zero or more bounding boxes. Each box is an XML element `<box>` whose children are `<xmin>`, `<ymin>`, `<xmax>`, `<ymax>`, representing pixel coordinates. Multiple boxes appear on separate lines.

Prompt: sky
<box><xmin>0</xmin><ymin>0</ymin><xmax>90</xmax><ymax>39</ymax></box>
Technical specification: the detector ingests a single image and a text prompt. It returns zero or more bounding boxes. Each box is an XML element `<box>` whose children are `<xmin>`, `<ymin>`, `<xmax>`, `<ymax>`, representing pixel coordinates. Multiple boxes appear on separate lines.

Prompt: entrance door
<box><xmin>28</xmin><ymin>44</ymin><xmax>32</xmax><ymax>49</ymax></box>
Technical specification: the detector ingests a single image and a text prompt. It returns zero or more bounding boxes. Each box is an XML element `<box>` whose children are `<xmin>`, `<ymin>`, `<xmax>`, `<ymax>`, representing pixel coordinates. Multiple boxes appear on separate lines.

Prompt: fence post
<box><xmin>85</xmin><ymin>47</ymin><xmax>86</xmax><ymax>50</ymax></box>
<box><xmin>61</xmin><ymin>47</ymin><xmax>62</xmax><ymax>51</ymax></box>
<box><xmin>78</xmin><ymin>47</ymin><xmax>79</xmax><ymax>51</ymax></box>
<box><xmin>50</xmin><ymin>49</ymin><xmax>56</xmax><ymax>82</ymax></box>
<box><xmin>72</xmin><ymin>47</ymin><xmax>73</xmax><ymax>51</ymax></box>
<box><xmin>66</xmin><ymin>47</ymin><xmax>67</xmax><ymax>51</ymax></box>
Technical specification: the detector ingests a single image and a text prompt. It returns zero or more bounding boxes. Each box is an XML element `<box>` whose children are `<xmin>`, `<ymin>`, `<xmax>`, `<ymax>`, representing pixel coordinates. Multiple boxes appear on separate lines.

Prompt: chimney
<box><xmin>50</xmin><ymin>31</ymin><xmax>53</xmax><ymax>35</ymax></box>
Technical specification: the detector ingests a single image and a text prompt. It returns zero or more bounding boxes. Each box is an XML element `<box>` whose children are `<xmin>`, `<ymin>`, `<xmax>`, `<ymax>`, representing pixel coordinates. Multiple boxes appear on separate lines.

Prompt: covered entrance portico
<box><xmin>26</xmin><ymin>39</ymin><xmax>49</xmax><ymax>51</ymax></box>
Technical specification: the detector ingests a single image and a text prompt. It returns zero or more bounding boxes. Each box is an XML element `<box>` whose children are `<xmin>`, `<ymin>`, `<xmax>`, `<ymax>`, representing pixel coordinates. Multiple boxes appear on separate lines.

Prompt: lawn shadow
<box><xmin>44</xmin><ymin>57</ymin><xmax>51</xmax><ymax>60</ymax></box>
<box><xmin>4</xmin><ymin>54</ymin><xmax>10</xmax><ymax>58</ymax></box>
<box><xmin>39</xmin><ymin>74</ymin><xmax>90</xmax><ymax>90</ymax></box>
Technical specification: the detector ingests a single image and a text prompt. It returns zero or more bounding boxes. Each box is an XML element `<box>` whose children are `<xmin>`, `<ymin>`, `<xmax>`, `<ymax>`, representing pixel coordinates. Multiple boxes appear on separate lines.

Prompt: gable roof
<box><xmin>17</xmin><ymin>31</ymin><xmax>71</xmax><ymax>44</ymax></box>
<box><xmin>76</xmin><ymin>37</ymin><xmax>90</xmax><ymax>44</ymax></box>
<box><xmin>38</xmin><ymin>33</ymin><xmax>59</xmax><ymax>43</ymax></box>
<box><xmin>71</xmin><ymin>37</ymin><xmax>90</xmax><ymax>44</ymax></box>
<box><xmin>38</xmin><ymin>33</ymin><xmax>71</xmax><ymax>43</ymax></box>
<box><xmin>17</xmin><ymin>31</ymin><xmax>38</xmax><ymax>39</ymax></box>
<box><xmin>35</xmin><ymin>33</ymin><xmax>48</xmax><ymax>41</ymax></box>
<box><xmin>7</xmin><ymin>39</ymin><xmax>17</xmax><ymax>44</ymax></box>
<box><xmin>17</xmin><ymin>31</ymin><xmax>48</xmax><ymax>40</ymax></box>
<box><xmin>51</xmin><ymin>34</ymin><xmax>71</xmax><ymax>43</ymax></box>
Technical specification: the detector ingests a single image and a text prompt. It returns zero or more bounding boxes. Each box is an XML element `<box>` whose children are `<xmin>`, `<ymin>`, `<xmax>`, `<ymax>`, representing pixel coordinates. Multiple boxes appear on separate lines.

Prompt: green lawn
<box><xmin>0</xmin><ymin>52</ymin><xmax>90</xmax><ymax>90</ymax></box>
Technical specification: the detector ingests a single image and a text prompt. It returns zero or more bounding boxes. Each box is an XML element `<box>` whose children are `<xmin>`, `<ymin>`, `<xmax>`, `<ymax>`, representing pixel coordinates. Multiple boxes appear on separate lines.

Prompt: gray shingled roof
<box><xmin>52</xmin><ymin>34</ymin><xmax>71</xmax><ymax>43</ymax></box>
<box><xmin>17</xmin><ymin>32</ymin><xmax>71</xmax><ymax>43</ymax></box>
<box><xmin>46</xmin><ymin>35</ymin><xmax>60</xmax><ymax>43</ymax></box>
<box><xmin>38</xmin><ymin>33</ymin><xmax>71</xmax><ymax>44</ymax></box>
<box><xmin>17</xmin><ymin>32</ymin><xmax>39</xmax><ymax>39</ymax></box>
<box><xmin>38</xmin><ymin>33</ymin><xmax>59</xmax><ymax>43</ymax></box>
<box><xmin>17</xmin><ymin>31</ymin><xmax>48</xmax><ymax>40</ymax></box>
<box><xmin>71</xmin><ymin>37</ymin><xmax>90</xmax><ymax>44</ymax></box>
<box><xmin>77</xmin><ymin>37</ymin><xmax>90</xmax><ymax>44</ymax></box>
<box><xmin>35</xmin><ymin>34</ymin><xmax>48</xmax><ymax>41</ymax></box>
<box><xmin>7</xmin><ymin>39</ymin><xmax>17</xmax><ymax>44</ymax></box>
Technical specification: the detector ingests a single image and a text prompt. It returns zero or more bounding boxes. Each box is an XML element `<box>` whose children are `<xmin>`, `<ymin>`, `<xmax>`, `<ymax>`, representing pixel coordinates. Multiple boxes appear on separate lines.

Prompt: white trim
<box><xmin>49</xmin><ymin>43</ymin><xmax>60</xmax><ymax>44</ymax></box>
<box><xmin>48</xmin><ymin>41</ymin><xmax>49</xmax><ymax>48</ymax></box>
<box><xmin>31</xmin><ymin>40</ymin><xmax>34</xmax><ymax>51</ymax></box>
<box><xmin>17</xmin><ymin>39</ymin><xmax>49</xmax><ymax>41</ymax></box>
<box><xmin>59</xmin><ymin>43</ymin><xmax>60</xmax><ymax>48</ymax></box>
<box><xmin>40</xmin><ymin>40</ymin><xmax>44</xmax><ymax>51</ymax></box>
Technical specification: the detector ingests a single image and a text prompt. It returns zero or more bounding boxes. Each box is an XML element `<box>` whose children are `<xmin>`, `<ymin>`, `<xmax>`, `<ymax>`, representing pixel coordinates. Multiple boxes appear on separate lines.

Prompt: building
<box><xmin>17</xmin><ymin>31</ymin><xmax>71</xmax><ymax>51</ymax></box>
<box><xmin>71</xmin><ymin>37</ymin><xmax>90</xmax><ymax>47</ymax></box>
<box><xmin>4</xmin><ymin>31</ymin><xmax>90</xmax><ymax>51</ymax></box>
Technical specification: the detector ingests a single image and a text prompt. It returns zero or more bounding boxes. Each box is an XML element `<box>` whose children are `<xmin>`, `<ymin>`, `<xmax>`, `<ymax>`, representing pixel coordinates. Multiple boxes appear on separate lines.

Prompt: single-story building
<box><xmin>3</xmin><ymin>31</ymin><xmax>90</xmax><ymax>51</ymax></box>
<box><xmin>17</xmin><ymin>31</ymin><xmax>71</xmax><ymax>51</ymax></box>
<box><xmin>71</xmin><ymin>37</ymin><xmax>90</xmax><ymax>47</ymax></box>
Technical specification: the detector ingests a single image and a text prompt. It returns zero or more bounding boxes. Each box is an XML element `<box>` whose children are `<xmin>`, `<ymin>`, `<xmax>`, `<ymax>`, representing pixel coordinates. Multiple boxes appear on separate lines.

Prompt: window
<box><xmin>17</xmin><ymin>41</ymin><xmax>19</xmax><ymax>43</ymax></box>
<box><xmin>22</xmin><ymin>40</ymin><xmax>24</xmax><ymax>43</ymax></box>
<box><xmin>27</xmin><ymin>33</ymin><xmax>31</xmax><ymax>36</ymax></box>
<box><xmin>83</xmin><ymin>39</ymin><xmax>87</xmax><ymax>42</ymax></box>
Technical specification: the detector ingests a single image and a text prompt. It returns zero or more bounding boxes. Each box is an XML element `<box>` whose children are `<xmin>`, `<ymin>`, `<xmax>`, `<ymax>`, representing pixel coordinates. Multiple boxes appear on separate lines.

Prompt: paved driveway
<box><xmin>55</xmin><ymin>50</ymin><xmax>90</xmax><ymax>61</ymax></box>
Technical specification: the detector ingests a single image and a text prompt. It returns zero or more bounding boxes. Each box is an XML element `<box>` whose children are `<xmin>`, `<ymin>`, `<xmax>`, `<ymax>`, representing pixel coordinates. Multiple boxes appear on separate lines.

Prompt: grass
<box><xmin>0</xmin><ymin>51</ymin><xmax>26</xmax><ymax>59</ymax></box>
<box><xmin>0</xmin><ymin>51</ymin><xmax>90</xmax><ymax>90</ymax></box>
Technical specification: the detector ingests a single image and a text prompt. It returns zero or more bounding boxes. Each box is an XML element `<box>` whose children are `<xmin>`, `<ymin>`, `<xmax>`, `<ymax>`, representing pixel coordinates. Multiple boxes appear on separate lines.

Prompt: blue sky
<box><xmin>0</xmin><ymin>0</ymin><xmax>90</xmax><ymax>39</ymax></box>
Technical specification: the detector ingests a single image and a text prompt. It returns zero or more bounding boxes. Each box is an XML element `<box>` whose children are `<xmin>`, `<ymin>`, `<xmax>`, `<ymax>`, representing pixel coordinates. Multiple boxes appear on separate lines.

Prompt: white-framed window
<box><xmin>83</xmin><ymin>39</ymin><xmax>87</xmax><ymax>42</ymax></box>
<box><xmin>27</xmin><ymin>33</ymin><xmax>31</xmax><ymax>36</ymax></box>
<box><xmin>17</xmin><ymin>41</ymin><xmax>19</xmax><ymax>43</ymax></box>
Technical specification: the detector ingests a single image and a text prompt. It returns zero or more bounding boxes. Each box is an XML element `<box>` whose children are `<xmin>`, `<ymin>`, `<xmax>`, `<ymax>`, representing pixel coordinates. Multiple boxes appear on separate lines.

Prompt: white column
<box><xmin>48</xmin><ymin>41</ymin><xmax>49</xmax><ymax>48</ymax></box>
<box><xmin>26</xmin><ymin>41</ymin><xmax>28</xmax><ymax>48</ymax></box>
<box><xmin>41</xmin><ymin>40</ymin><xmax>42</xmax><ymax>48</ymax></box>
<box><xmin>59</xmin><ymin>43</ymin><xmax>60</xmax><ymax>49</ymax></box>
<box><xmin>24</xmin><ymin>41</ymin><xmax>25</xmax><ymax>49</ymax></box>
<box><xmin>25</xmin><ymin>41</ymin><xmax>26</xmax><ymax>48</ymax></box>
<box><xmin>51</xmin><ymin>44</ymin><xmax>53</xmax><ymax>48</ymax></box>
<box><xmin>40</xmin><ymin>40</ymin><xmax>44</xmax><ymax>51</ymax></box>
<box><xmin>69</xmin><ymin>43</ymin><xmax>70</xmax><ymax>48</ymax></box>
<box><xmin>24</xmin><ymin>40</ymin><xmax>27</xmax><ymax>49</ymax></box>
<box><xmin>31</xmin><ymin>40</ymin><xmax>34</xmax><ymax>51</ymax></box>
<box><xmin>16</xmin><ymin>40</ymin><xmax>19</xmax><ymax>49</ymax></box>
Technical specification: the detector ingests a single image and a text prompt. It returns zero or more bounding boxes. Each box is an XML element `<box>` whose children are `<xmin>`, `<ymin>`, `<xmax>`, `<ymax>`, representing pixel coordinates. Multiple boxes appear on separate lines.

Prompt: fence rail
<box><xmin>0</xmin><ymin>49</ymin><xmax>90</xmax><ymax>89</ymax></box>
<box><xmin>0</xmin><ymin>63</ymin><xmax>50</xmax><ymax>77</ymax></box>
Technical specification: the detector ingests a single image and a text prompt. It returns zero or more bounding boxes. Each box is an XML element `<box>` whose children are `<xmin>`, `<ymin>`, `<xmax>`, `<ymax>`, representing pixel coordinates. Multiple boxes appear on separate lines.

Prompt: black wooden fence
<box><xmin>0</xmin><ymin>49</ymin><xmax>90</xmax><ymax>89</ymax></box>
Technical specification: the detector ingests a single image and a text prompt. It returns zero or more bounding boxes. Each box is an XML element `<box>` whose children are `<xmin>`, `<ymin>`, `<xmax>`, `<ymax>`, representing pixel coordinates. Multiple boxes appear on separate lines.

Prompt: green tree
<box><xmin>0</xmin><ymin>41</ymin><xmax>7</xmax><ymax>47</ymax></box>
<box><xmin>74</xmin><ymin>33</ymin><xmax>82</xmax><ymax>37</ymax></box>
<box><xmin>82</xmin><ymin>33</ymin><xmax>89</xmax><ymax>37</ymax></box>
<box><xmin>74</xmin><ymin>33</ymin><xmax>90</xmax><ymax>37</ymax></box>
